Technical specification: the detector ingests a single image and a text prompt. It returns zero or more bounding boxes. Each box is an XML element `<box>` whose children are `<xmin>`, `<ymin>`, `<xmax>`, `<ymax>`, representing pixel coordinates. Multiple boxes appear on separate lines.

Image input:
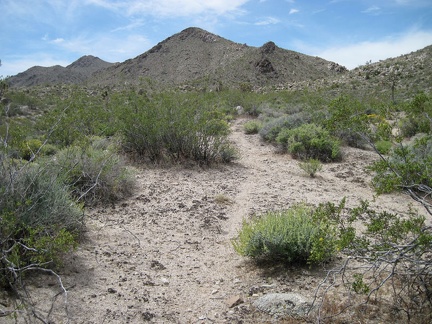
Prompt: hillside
<box><xmin>7</xmin><ymin>55</ymin><xmax>114</xmax><ymax>88</ymax></box>
<box><xmin>7</xmin><ymin>27</ymin><xmax>347</xmax><ymax>89</ymax></box>
<box><xmin>89</xmin><ymin>27</ymin><xmax>347</xmax><ymax>89</ymax></box>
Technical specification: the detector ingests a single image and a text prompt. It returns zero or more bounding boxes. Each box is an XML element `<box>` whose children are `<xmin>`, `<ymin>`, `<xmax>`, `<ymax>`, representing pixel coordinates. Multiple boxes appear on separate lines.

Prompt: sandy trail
<box><xmin>12</xmin><ymin>118</ymin><xmax>418</xmax><ymax>323</ymax></box>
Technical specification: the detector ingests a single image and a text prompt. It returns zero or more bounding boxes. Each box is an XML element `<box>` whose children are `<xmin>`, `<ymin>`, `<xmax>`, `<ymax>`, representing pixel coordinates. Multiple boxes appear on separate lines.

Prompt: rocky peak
<box><xmin>177</xmin><ymin>27</ymin><xmax>220</xmax><ymax>43</ymax></box>
<box><xmin>261</xmin><ymin>41</ymin><xmax>276</xmax><ymax>55</ymax></box>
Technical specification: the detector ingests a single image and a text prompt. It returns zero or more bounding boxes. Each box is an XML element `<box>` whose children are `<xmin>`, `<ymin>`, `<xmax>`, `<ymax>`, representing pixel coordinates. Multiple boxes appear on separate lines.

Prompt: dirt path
<box><xmin>15</xmin><ymin>118</ymin><xmax>418</xmax><ymax>323</ymax></box>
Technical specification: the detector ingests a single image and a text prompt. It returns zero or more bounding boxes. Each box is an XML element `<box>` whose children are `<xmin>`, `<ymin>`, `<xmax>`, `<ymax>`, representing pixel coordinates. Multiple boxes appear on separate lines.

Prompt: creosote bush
<box><xmin>115</xmin><ymin>91</ymin><xmax>236</xmax><ymax>164</ymax></box>
<box><xmin>370</xmin><ymin>135</ymin><xmax>432</xmax><ymax>194</ymax></box>
<box><xmin>232</xmin><ymin>204</ymin><xmax>339</xmax><ymax>265</ymax></box>
<box><xmin>313</xmin><ymin>199</ymin><xmax>432</xmax><ymax>322</ymax></box>
<box><xmin>400</xmin><ymin>92</ymin><xmax>432</xmax><ymax>136</ymax></box>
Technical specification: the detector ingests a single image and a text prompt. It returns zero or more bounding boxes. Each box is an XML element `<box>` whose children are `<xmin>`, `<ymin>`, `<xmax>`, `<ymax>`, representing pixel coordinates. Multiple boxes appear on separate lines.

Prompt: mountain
<box><xmin>7</xmin><ymin>27</ymin><xmax>347</xmax><ymax>89</ymax></box>
<box><xmin>7</xmin><ymin>55</ymin><xmax>114</xmax><ymax>88</ymax></box>
<box><xmin>89</xmin><ymin>27</ymin><xmax>347</xmax><ymax>89</ymax></box>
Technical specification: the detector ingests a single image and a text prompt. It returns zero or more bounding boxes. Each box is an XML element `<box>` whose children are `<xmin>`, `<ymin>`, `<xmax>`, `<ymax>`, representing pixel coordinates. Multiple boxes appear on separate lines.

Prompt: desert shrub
<box><xmin>325</xmin><ymin>95</ymin><xmax>373</xmax><ymax>148</ymax></box>
<box><xmin>18</xmin><ymin>138</ymin><xmax>42</xmax><ymax>160</ymax></box>
<box><xmin>314</xmin><ymin>199</ymin><xmax>432</xmax><ymax>322</ymax></box>
<box><xmin>50</xmin><ymin>144</ymin><xmax>136</xmax><ymax>206</ymax></box>
<box><xmin>0</xmin><ymin>158</ymin><xmax>83</xmax><ymax>287</ymax></box>
<box><xmin>259</xmin><ymin>112</ymin><xmax>311</xmax><ymax>142</ymax></box>
<box><xmin>370</xmin><ymin>135</ymin><xmax>432</xmax><ymax>194</ymax></box>
<box><xmin>218</xmin><ymin>143</ymin><xmax>240</xmax><ymax>163</ymax></box>
<box><xmin>374</xmin><ymin>140</ymin><xmax>392</xmax><ymax>155</ymax></box>
<box><xmin>40</xmin><ymin>143</ymin><xmax>58</xmax><ymax>156</ymax></box>
<box><xmin>277</xmin><ymin>123</ymin><xmax>342</xmax><ymax>162</ymax></box>
<box><xmin>115</xmin><ymin>91</ymin><xmax>235</xmax><ymax>164</ymax></box>
<box><xmin>398</xmin><ymin>117</ymin><xmax>420</xmax><ymax>138</ymax></box>
<box><xmin>232</xmin><ymin>204</ymin><xmax>339</xmax><ymax>265</ymax></box>
<box><xmin>37</xmin><ymin>88</ymin><xmax>113</xmax><ymax>147</ymax></box>
<box><xmin>401</xmin><ymin>92</ymin><xmax>432</xmax><ymax>136</ymax></box>
<box><xmin>243</xmin><ymin>120</ymin><xmax>262</xmax><ymax>134</ymax></box>
<box><xmin>299</xmin><ymin>158</ymin><xmax>323</xmax><ymax>177</ymax></box>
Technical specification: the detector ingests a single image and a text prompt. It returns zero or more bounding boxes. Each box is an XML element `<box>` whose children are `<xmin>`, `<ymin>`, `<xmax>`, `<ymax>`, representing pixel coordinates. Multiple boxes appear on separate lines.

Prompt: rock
<box><xmin>327</xmin><ymin>62</ymin><xmax>348</xmax><ymax>73</ymax></box>
<box><xmin>255</xmin><ymin>58</ymin><xmax>276</xmax><ymax>74</ymax></box>
<box><xmin>261</xmin><ymin>41</ymin><xmax>276</xmax><ymax>55</ymax></box>
<box><xmin>235</xmin><ymin>105</ymin><xmax>244</xmax><ymax>115</ymax></box>
<box><xmin>253</xmin><ymin>293</ymin><xmax>313</xmax><ymax>318</ymax></box>
<box><xmin>225</xmin><ymin>295</ymin><xmax>243</xmax><ymax>308</ymax></box>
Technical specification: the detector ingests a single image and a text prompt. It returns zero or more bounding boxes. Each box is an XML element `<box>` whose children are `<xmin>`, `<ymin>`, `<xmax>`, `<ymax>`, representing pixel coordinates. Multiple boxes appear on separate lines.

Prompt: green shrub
<box><xmin>0</xmin><ymin>159</ymin><xmax>83</xmax><ymax>287</ymax></box>
<box><xmin>232</xmin><ymin>204</ymin><xmax>338</xmax><ymax>264</ymax></box>
<box><xmin>115</xmin><ymin>91</ymin><xmax>235</xmax><ymax>164</ymax></box>
<box><xmin>218</xmin><ymin>143</ymin><xmax>240</xmax><ymax>163</ymax></box>
<box><xmin>314</xmin><ymin>199</ymin><xmax>432</xmax><ymax>321</ymax></box>
<box><xmin>243</xmin><ymin>120</ymin><xmax>262</xmax><ymax>134</ymax></box>
<box><xmin>37</xmin><ymin>88</ymin><xmax>113</xmax><ymax>147</ymax></box>
<box><xmin>299</xmin><ymin>159</ymin><xmax>323</xmax><ymax>177</ymax></box>
<box><xmin>370</xmin><ymin>135</ymin><xmax>432</xmax><ymax>194</ymax></box>
<box><xmin>259</xmin><ymin>112</ymin><xmax>311</xmax><ymax>142</ymax></box>
<box><xmin>18</xmin><ymin>138</ymin><xmax>42</xmax><ymax>160</ymax></box>
<box><xmin>277</xmin><ymin>123</ymin><xmax>342</xmax><ymax>162</ymax></box>
<box><xmin>325</xmin><ymin>95</ymin><xmax>371</xmax><ymax>148</ymax></box>
<box><xmin>51</xmin><ymin>143</ymin><xmax>136</xmax><ymax>206</ymax></box>
<box><xmin>399</xmin><ymin>117</ymin><xmax>420</xmax><ymax>138</ymax></box>
<box><xmin>374</xmin><ymin>140</ymin><xmax>392</xmax><ymax>155</ymax></box>
<box><xmin>402</xmin><ymin>92</ymin><xmax>432</xmax><ymax>135</ymax></box>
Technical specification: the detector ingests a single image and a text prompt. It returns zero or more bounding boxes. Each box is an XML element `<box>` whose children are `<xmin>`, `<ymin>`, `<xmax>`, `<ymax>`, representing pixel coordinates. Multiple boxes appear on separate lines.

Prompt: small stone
<box><xmin>225</xmin><ymin>295</ymin><xmax>243</xmax><ymax>308</ymax></box>
<box><xmin>107</xmin><ymin>288</ymin><xmax>117</xmax><ymax>294</ymax></box>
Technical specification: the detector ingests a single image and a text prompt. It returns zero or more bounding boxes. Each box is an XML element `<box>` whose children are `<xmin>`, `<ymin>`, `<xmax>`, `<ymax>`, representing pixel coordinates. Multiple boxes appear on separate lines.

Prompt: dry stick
<box><xmin>76</xmin><ymin>152</ymin><xmax>113</xmax><ymax>203</ymax></box>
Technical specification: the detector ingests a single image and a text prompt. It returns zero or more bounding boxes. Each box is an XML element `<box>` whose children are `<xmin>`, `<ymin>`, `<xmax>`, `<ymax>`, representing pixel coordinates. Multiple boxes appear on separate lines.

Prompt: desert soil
<box><xmin>6</xmin><ymin>118</ymin><xmax>422</xmax><ymax>323</ymax></box>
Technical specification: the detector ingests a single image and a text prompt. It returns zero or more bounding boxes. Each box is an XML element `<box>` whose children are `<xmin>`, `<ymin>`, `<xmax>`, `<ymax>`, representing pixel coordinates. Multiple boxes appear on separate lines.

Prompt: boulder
<box><xmin>253</xmin><ymin>293</ymin><xmax>313</xmax><ymax>318</ymax></box>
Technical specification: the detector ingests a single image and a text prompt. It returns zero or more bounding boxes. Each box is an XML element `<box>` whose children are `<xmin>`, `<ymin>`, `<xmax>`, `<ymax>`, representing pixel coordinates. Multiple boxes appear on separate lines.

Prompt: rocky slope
<box><xmin>7</xmin><ymin>27</ymin><xmax>347</xmax><ymax>89</ymax></box>
<box><xmin>7</xmin><ymin>55</ymin><xmax>114</xmax><ymax>88</ymax></box>
<box><xmin>90</xmin><ymin>27</ymin><xmax>347</xmax><ymax>89</ymax></box>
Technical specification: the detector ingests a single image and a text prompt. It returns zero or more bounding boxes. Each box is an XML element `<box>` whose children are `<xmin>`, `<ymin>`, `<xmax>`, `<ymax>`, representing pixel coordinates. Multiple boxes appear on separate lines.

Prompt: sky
<box><xmin>1</xmin><ymin>0</ymin><xmax>432</xmax><ymax>77</ymax></box>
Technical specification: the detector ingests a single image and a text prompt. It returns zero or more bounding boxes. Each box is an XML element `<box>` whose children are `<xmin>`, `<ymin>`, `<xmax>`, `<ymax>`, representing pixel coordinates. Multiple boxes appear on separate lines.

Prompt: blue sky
<box><xmin>1</xmin><ymin>0</ymin><xmax>432</xmax><ymax>77</ymax></box>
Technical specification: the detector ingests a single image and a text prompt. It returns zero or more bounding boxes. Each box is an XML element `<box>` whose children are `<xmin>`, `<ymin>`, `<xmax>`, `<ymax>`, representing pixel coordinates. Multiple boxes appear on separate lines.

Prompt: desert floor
<box><xmin>6</xmin><ymin>118</ymin><xmax>423</xmax><ymax>323</ymax></box>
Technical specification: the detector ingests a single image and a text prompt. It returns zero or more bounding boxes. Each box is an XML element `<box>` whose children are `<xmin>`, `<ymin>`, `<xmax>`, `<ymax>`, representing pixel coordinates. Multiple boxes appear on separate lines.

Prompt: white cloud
<box><xmin>53</xmin><ymin>33</ymin><xmax>152</xmax><ymax>62</ymax></box>
<box><xmin>87</xmin><ymin>0</ymin><xmax>250</xmax><ymax>17</ymax></box>
<box><xmin>255</xmin><ymin>17</ymin><xmax>280</xmax><ymax>26</ymax></box>
<box><xmin>313</xmin><ymin>30</ymin><xmax>432</xmax><ymax>69</ymax></box>
<box><xmin>289</xmin><ymin>8</ymin><xmax>299</xmax><ymax>14</ymax></box>
<box><xmin>362</xmin><ymin>6</ymin><xmax>381</xmax><ymax>14</ymax></box>
<box><xmin>52</xmin><ymin>38</ymin><xmax>65</xmax><ymax>44</ymax></box>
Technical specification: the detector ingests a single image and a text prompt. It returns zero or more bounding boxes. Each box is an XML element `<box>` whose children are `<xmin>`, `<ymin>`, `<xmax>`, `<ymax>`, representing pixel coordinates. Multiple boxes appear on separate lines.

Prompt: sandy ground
<box><xmin>4</xmin><ymin>118</ymin><xmax>423</xmax><ymax>323</ymax></box>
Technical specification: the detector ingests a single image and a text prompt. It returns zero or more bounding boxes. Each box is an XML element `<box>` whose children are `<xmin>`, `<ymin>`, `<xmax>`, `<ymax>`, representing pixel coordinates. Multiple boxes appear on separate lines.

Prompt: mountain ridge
<box><xmin>7</xmin><ymin>27</ymin><xmax>347</xmax><ymax>89</ymax></box>
<box><xmin>6</xmin><ymin>27</ymin><xmax>432</xmax><ymax>92</ymax></box>
<box><xmin>7</xmin><ymin>55</ymin><xmax>114</xmax><ymax>88</ymax></box>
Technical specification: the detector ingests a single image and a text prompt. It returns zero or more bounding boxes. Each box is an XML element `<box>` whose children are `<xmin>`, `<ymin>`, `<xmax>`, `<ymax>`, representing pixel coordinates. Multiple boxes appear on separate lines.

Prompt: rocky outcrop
<box><xmin>328</xmin><ymin>62</ymin><xmax>348</xmax><ymax>73</ymax></box>
<box><xmin>255</xmin><ymin>58</ymin><xmax>276</xmax><ymax>74</ymax></box>
<box><xmin>261</xmin><ymin>41</ymin><xmax>276</xmax><ymax>55</ymax></box>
